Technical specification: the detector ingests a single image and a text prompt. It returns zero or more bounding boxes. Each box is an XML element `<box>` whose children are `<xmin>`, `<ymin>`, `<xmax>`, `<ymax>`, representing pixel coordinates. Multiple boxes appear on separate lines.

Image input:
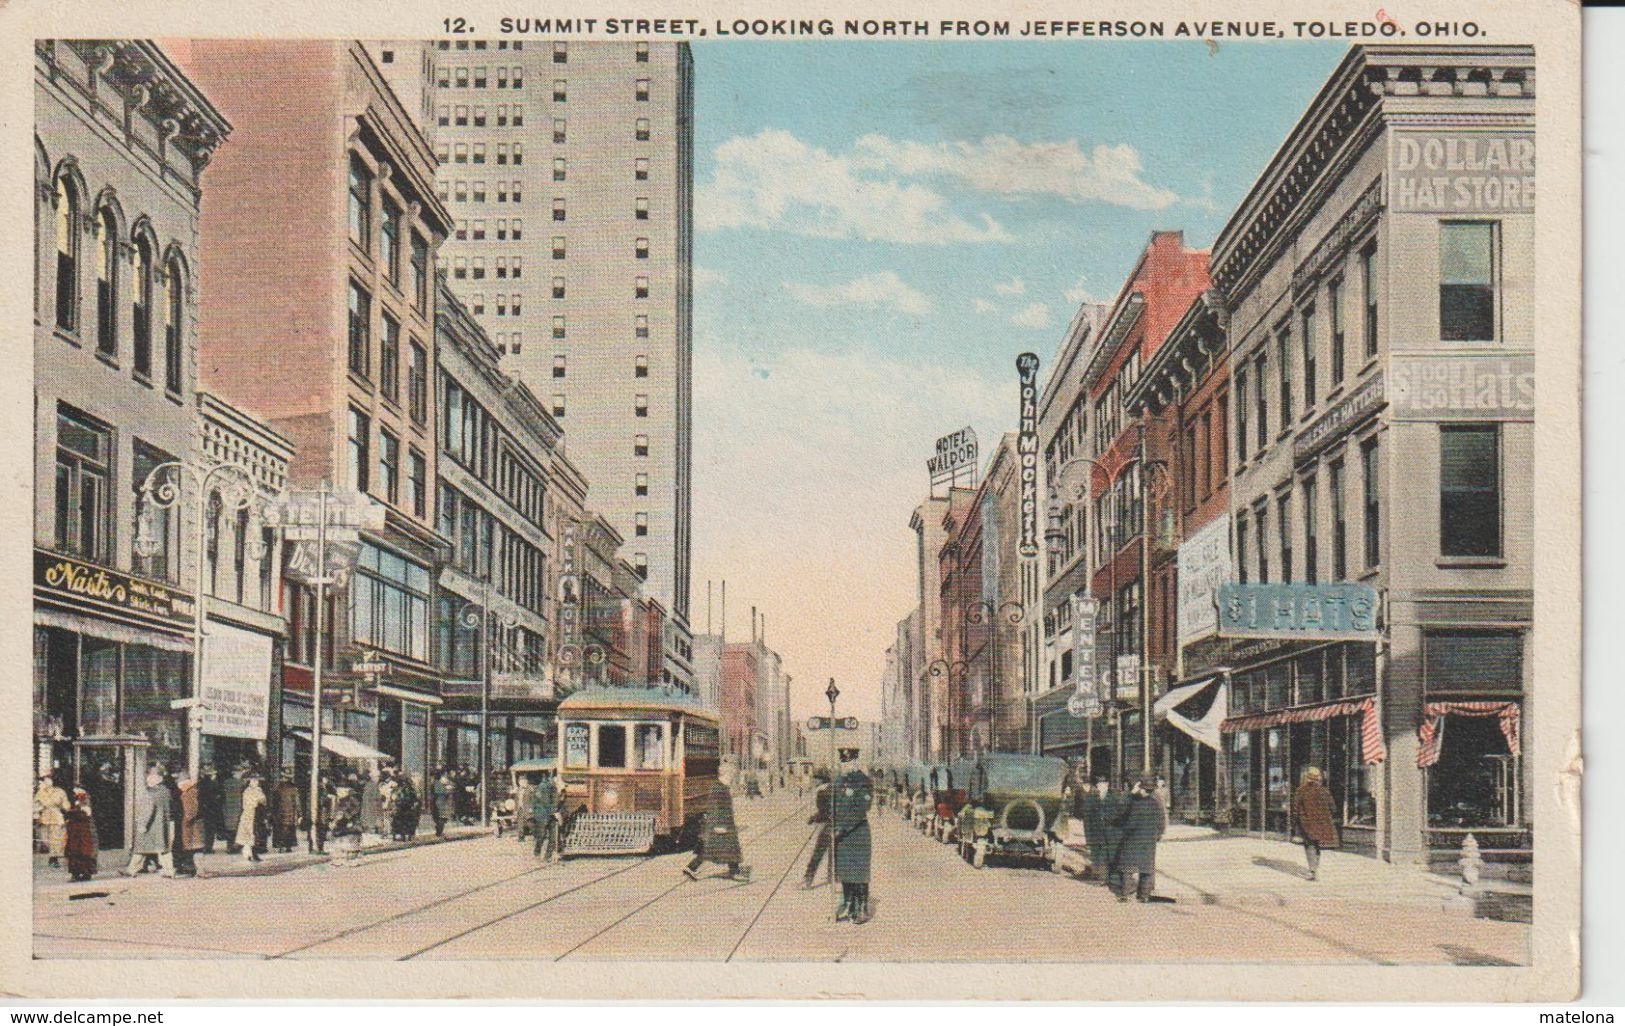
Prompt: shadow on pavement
<box><xmin>1252</xmin><ymin>856</ymin><xmax>1313</xmax><ymax>880</ymax></box>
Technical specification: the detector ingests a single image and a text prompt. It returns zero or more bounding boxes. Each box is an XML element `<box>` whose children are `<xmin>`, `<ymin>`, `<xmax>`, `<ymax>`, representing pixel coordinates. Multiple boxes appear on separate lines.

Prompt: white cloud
<box><xmin>973</xmin><ymin>298</ymin><xmax>998</xmax><ymax>315</ymax></box>
<box><xmin>693</xmin><ymin>266</ymin><xmax>730</xmax><ymax>288</ymax></box>
<box><xmin>1064</xmin><ymin>274</ymin><xmax>1102</xmax><ymax>306</ymax></box>
<box><xmin>782</xmin><ymin>271</ymin><xmax>932</xmax><ymax>316</ymax></box>
<box><xmin>854</xmin><ymin>133</ymin><xmax>1180</xmax><ymax>212</ymax></box>
<box><xmin>1011</xmin><ymin>302</ymin><xmax>1052</xmax><ymax>329</ymax></box>
<box><xmin>699</xmin><ymin>129</ymin><xmax>1012</xmax><ymax>245</ymax></box>
<box><xmin>993</xmin><ymin>277</ymin><xmax>1026</xmax><ymax>296</ymax></box>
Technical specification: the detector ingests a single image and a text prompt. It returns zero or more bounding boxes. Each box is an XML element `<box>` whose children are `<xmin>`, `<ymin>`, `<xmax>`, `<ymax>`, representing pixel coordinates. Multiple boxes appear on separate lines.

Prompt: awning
<box><xmin>374</xmin><ymin>683</ymin><xmax>444</xmax><ymax>707</ymax></box>
<box><xmin>1167</xmin><ymin>682</ymin><xmax>1227</xmax><ymax>751</ymax></box>
<box><xmin>288</xmin><ymin>729</ymin><xmax>390</xmax><ymax>761</ymax></box>
<box><xmin>1153</xmin><ymin>677</ymin><xmax>1218</xmax><ymax>719</ymax></box>
<box><xmin>1222</xmin><ymin>696</ymin><xmax>1387</xmax><ymax>765</ymax></box>
<box><xmin>1417</xmin><ymin>700</ymin><xmax>1520</xmax><ymax>768</ymax></box>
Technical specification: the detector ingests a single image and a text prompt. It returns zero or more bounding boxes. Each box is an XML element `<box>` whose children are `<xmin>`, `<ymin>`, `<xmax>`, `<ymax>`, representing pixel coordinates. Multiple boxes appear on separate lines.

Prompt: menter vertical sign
<box><xmin>1017</xmin><ymin>352</ymin><xmax>1041</xmax><ymax>560</ymax></box>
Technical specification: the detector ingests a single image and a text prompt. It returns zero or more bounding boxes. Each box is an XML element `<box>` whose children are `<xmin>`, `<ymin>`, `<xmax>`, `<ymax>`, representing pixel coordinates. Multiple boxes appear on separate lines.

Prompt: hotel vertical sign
<box><xmin>1017</xmin><ymin>352</ymin><xmax>1041</xmax><ymax>560</ymax></box>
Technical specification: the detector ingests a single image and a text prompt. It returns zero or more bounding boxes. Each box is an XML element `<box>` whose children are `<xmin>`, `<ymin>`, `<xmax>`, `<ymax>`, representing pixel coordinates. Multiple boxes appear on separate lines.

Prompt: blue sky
<box><xmin>684</xmin><ymin>40</ymin><xmax>1346</xmax><ymax>720</ymax></box>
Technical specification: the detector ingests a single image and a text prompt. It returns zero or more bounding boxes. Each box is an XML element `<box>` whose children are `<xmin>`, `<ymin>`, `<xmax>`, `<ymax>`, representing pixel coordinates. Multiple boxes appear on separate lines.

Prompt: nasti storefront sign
<box><xmin>35</xmin><ymin>549</ymin><xmax>195</xmax><ymax>626</ymax></box>
<box><xmin>1218</xmin><ymin>582</ymin><xmax>1380</xmax><ymax>641</ymax></box>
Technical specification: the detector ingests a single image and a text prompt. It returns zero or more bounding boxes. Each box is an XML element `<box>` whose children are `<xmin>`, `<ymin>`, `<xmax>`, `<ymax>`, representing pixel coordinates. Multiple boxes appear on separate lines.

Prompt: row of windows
<box><xmin>434</xmin><ymin>40</ymin><xmax>651</xmax><ymax>62</ymax></box>
<box><xmin>454</xmin><ymin>220</ymin><xmax>524</xmax><ymax>241</ymax></box>
<box><xmin>433</xmin><ymin>40</ymin><xmax>529</xmax><ymax>50</ymax></box>
<box><xmin>439</xmin><ymin>180</ymin><xmax>527</xmax><ymax>204</ymax></box>
<box><xmin>438</xmin><ymin>104</ymin><xmax>525</xmax><ymax>128</ymax></box>
<box><xmin>437</xmin><ymin>141</ymin><xmax>525</xmax><ymax>166</ymax></box>
<box><xmin>348</xmin><ymin>155</ymin><xmax>432</xmax><ymax>315</ymax></box>
<box><xmin>551</xmin><ymin>354</ymin><xmax>649</xmax><ymax>379</ymax></box>
<box><xmin>347</xmin><ymin>279</ymin><xmax>430</xmax><ymax>424</ymax></box>
<box><xmin>436</xmin><ymin>65</ymin><xmax>526</xmax><ymax>89</ymax></box>
<box><xmin>49</xmin><ymin>174</ymin><xmax>187</xmax><ymax>394</ymax></box>
<box><xmin>548</xmin><ymin>392</ymin><xmax>652</xmax><ymax>419</ymax></box>
<box><xmin>347</xmin><ymin>407</ymin><xmax>429</xmax><ymax>519</ymax></box>
<box><xmin>441</xmin><ymin>373</ymin><xmax>497</xmax><ymax>481</ymax></box>
<box><xmin>1236</xmin><ymin>434</ymin><xmax>1381</xmax><ymax>587</ymax></box>
<box><xmin>450</xmin><ymin>255</ymin><xmax>524</xmax><ymax>279</ymax></box>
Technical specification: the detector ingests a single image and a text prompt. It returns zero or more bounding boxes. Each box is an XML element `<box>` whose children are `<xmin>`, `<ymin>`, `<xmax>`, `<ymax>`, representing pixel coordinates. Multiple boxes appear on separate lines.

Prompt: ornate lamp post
<box><xmin>824</xmin><ymin>677</ymin><xmax>839</xmax><ymax>909</ymax></box>
<box><xmin>1044</xmin><ymin>443</ymin><xmax>1173</xmax><ymax>776</ymax></box>
<box><xmin>447</xmin><ymin>581</ymin><xmax>521</xmax><ymax>826</ymax></box>
<box><xmin>135</xmin><ymin>459</ymin><xmax>275</xmax><ymax>780</ymax></box>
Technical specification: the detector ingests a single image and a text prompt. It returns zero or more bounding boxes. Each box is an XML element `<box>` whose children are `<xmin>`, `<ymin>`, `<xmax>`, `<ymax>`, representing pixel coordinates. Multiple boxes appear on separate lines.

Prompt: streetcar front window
<box><xmin>597</xmin><ymin>724</ymin><xmax>627</xmax><ymax>768</ymax></box>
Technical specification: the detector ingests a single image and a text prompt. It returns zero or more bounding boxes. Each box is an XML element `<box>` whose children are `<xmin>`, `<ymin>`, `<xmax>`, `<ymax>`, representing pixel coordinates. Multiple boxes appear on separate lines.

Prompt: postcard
<box><xmin>3</xmin><ymin>0</ymin><xmax>1582</xmax><ymax>1002</ymax></box>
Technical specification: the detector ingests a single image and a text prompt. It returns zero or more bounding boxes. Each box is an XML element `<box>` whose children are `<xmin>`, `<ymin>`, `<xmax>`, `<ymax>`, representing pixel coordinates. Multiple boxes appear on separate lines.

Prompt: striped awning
<box><xmin>1417</xmin><ymin>700</ymin><xmax>1520</xmax><ymax>768</ymax></box>
<box><xmin>1222</xmin><ymin>696</ymin><xmax>1386</xmax><ymax>765</ymax></box>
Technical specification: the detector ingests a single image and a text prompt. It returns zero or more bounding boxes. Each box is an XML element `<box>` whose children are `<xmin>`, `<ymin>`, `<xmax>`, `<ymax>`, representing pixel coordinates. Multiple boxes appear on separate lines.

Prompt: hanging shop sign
<box><xmin>1177</xmin><ymin>514</ymin><xmax>1232</xmax><ymax>643</ymax></box>
<box><xmin>35</xmin><ymin>549</ymin><xmax>195</xmax><ymax>626</ymax></box>
<box><xmin>1017</xmin><ymin>352</ymin><xmax>1042</xmax><ymax>559</ymax></box>
<box><xmin>1217</xmin><ymin>582</ymin><xmax>1380</xmax><ymax>640</ymax></box>
<box><xmin>200</xmin><ymin>622</ymin><xmax>274</xmax><ymax>739</ymax></box>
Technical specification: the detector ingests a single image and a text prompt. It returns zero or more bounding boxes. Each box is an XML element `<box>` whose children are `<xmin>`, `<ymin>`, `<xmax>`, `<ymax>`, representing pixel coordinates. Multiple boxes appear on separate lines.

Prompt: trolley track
<box><xmin>724</xmin><ymin>822</ymin><xmax>820</xmax><ymax>962</ymax></box>
<box><xmin>549</xmin><ymin>797</ymin><xmax>815</xmax><ymax>962</ymax></box>
<box><xmin>392</xmin><ymin>795</ymin><xmax>814</xmax><ymax>962</ymax></box>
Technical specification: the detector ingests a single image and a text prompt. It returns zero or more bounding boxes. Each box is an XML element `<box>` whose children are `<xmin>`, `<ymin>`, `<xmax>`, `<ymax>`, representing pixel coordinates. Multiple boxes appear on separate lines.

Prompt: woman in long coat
<box><xmin>237</xmin><ymin>777</ymin><xmax>268</xmax><ymax>862</ymax></box>
<box><xmin>359</xmin><ymin>770</ymin><xmax>386</xmax><ymax>839</ymax></box>
<box><xmin>221</xmin><ymin>770</ymin><xmax>245</xmax><ymax>853</ymax></box>
<box><xmin>832</xmin><ymin>764</ymin><xmax>873</xmax><ymax>924</ymax></box>
<box><xmin>682</xmin><ymin>780</ymin><xmax>746</xmax><ymax>880</ymax></box>
<box><xmin>34</xmin><ymin>774</ymin><xmax>71</xmax><ymax>866</ymax></box>
<box><xmin>122</xmin><ymin>768</ymin><xmax>175</xmax><ymax>877</ymax></box>
<box><xmin>1290</xmin><ymin>766</ymin><xmax>1340</xmax><ymax>880</ymax></box>
<box><xmin>391</xmin><ymin>776</ymin><xmax>420</xmax><ymax>841</ymax></box>
<box><xmin>175</xmin><ymin>773</ymin><xmax>202</xmax><ymax>877</ymax></box>
<box><xmin>64</xmin><ymin>788</ymin><xmax>99</xmax><ymax>881</ymax></box>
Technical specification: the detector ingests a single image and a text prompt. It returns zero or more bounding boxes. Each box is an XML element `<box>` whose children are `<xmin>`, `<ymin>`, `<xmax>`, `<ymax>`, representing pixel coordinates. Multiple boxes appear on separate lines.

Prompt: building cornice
<box><xmin>1211</xmin><ymin>44</ymin><xmax>1535</xmax><ymax>306</ymax></box>
<box><xmin>1125</xmin><ymin>289</ymin><xmax>1229</xmax><ymax>417</ymax></box>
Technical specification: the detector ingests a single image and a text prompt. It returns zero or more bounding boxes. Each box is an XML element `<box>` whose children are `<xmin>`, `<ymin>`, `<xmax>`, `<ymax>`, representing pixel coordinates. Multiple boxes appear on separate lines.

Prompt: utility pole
<box><xmin>825</xmin><ymin>677</ymin><xmax>840</xmax><ymax>916</ymax></box>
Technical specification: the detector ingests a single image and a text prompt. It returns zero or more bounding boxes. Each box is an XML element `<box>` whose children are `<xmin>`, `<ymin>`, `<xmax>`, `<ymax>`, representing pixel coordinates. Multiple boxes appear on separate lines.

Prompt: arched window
<box><xmin>131</xmin><ymin>233</ymin><xmax>154</xmax><ymax>379</ymax></box>
<box><xmin>54</xmin><ymin>175</ymin><xmax>79</xmax><ymax>332</ymax></box>
<box><xmin>95</xmin><ymin>207</ymin><xmax>118</xmax><ymax>357</ymax></box>
<box><xmin>233</xmin><ymin>506</ymin><xmax>250</xmax><ymax>604</ymax></box>
<box><xmin>205</xmin><ymin>489</ymin><xmax>223</xmax><ymax>596</ymax></box>
<box><xmin>163</xmin><ymin>256</ymin><xmax>184</xmax><ymax>393</ymax></box>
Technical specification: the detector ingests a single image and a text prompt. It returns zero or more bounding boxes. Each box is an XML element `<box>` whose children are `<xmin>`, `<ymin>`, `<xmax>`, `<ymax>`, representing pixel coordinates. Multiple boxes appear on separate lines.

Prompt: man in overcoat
<box><xmin>800</xmin><ymin>772</ymin><xmax>831</xmax><ymax>888</ymax></box>
<box><xmin>121</xmin><ymin>765</ymin><xmax>175</xmax><ymax>877</ymax></box>
<box><xmin>683</xmin><ymin>779</ymin><xmax>747</xmax><ymax>881</ymax></box>
<box><xmin>530</xmin><ymin>769</ymin><xmax>560</xmax><ymax>860</ymax></box>
<box><xmin>1110</xmin><ymin>776</ymin><xmax>1166</xmax><ymax>902</ymax></box>
<box><xmin>1077</xmin><ymin>777</ymin><xmax>1111</xmax><ymax>881</ymax></box>
<box><xmin>198</xmin><ymin>766</ymin><xmax>224</xmax><ymax>853</ymax></box>
<box><xmin>273</xmin><ymin>771</ymin><xmax>301</xmax><ymax>852</ymax></box>
<box><xmin>832</xmin><ymin>750</ymin><xmax>873</xmax><ymax>924</ymax></box>
<box><xmin>1290</xmin><ymin>766</ymin><xmax>1340</xmax><ymax>880</ymax></box>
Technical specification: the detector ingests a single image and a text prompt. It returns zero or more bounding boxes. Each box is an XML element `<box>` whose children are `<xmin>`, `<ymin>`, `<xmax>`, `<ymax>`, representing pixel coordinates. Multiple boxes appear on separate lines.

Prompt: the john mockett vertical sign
<box><xmin>1016</xmin><ymin>352</ymin><xmax>1041</xmax><ymax>560</ymax></box>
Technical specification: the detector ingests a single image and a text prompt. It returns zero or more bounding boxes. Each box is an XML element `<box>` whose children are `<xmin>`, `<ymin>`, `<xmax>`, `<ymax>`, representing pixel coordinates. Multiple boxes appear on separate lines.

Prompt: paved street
<box><xmin>33</xmin><ymin>791</ymin><xmax>1528</xmax><ymax>964</ymax></box>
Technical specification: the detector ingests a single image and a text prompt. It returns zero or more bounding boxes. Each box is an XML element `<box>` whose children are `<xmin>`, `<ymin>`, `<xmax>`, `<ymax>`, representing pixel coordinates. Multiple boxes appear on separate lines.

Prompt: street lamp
<box><xmin>1044</xmin><ymin>443</ymin><xmax>1173</xmax><ymax>777</ymax></box>
<box><xmin>135</xmin><ymin>459</ymin><xmax>276</xmax><ymax>780</ymax></box>
<box><xmin>824</xmin><ymin>677</ymin><xmax>839</xmax><ymax>912</ymax></box>
<box><xmin>446</xmin><ymin>580</ymin><xmax>521</xmax><ymax>826</ymax></box>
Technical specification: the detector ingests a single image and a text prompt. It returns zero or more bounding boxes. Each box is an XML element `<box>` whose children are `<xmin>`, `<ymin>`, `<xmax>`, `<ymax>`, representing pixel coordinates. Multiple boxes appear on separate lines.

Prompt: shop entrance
<box><xmin>72</xmin><ymin>739</ymin><xmax>149</xmax><ymax>850</ymax></box>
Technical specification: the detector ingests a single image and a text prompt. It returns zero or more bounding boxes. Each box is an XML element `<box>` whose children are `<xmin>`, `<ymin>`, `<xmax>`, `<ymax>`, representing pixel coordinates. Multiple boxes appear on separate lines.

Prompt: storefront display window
<box><xmin>1424</xmin><ymin>630</ymin><xmax>1521</xmax><ymax>693</ymax></box>
<box><xmin>1426</xmin><ymin>715</ymin><xmax>1520</xmax><ymax>828</ymax></box>
<box><xmin>1344</xmin><ymin>642</ymin><xmax>1376</xmax><ymax>695</ymax></box>
<box><xmin>80</xmin><ymin>637</ymin><xmax>120</xmax><ymax>737</ymax></box>
<box><xmin>1227</xmin><ymin>730</ymin><xmax>1252</xmax><ymax>825</ymax></box>
<box><xmin>1265</xmin><ymin>664</ymin><xmax>1289</xmax><ymax>710</ymax></box>
<box><xmin>1264</xmin><ymin>727</ymin><xmax>1289</xmax><ymax>826</ymax></box>
<box><xmin>1296</xmin><ymin>651</ymin><xmax>1325</xmax><ymax>705</ymax></box>
<box><xmin>122</xmin><ymin>644</ymin><xmax>188</xmax><ymax>767</ymax></box>
<box><xmin>1340</xmin><ymin>716</ymin><xmax>1376</xmax><ymax>825</ymax></box>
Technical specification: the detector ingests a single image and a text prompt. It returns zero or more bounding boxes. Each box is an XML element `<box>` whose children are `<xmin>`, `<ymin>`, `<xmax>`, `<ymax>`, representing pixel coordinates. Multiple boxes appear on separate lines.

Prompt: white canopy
<box><xmin>289</xmin><ymin>729</ymin><xmax>390</xmax><ymax>761</ymax></box>
<box><xmin>1153</xmin><ymin>677</ymin><xmax>1227</xmax><ymax>751</ymax></box>
<box><xmin>1153</xmin><ymin>677</ymin><xmax>1218</xmax><ymax>718</ymax></box>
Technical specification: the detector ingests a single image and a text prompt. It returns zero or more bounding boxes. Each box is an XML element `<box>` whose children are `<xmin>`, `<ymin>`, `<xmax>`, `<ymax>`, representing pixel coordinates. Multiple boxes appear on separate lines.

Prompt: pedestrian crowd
<box><xmin>33</xmin><ymin>760</ymin><xmax>492</xmax><ymax>882</ymax></box>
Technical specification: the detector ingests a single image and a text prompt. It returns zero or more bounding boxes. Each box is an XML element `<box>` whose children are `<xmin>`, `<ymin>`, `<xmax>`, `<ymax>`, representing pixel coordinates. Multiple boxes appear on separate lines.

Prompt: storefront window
<box><xmin>1340</xmin><ymin>717</ymin><xmax>1376</xmax><ymax>825</ymax></box>
<box><xmin>81</xmin><ymin>637</ymin><xmax>120</xmax><ymax>737</ymax></box>
<box><xmin>1120</xmin><ymin>711</ymin><xmax>1143</xmax><ymax>778</ymax></box>
<box><xmin>1264</xmin><ymin>727</ymin><xmax>1289</xmax><ymax>817</ymax></box>
<box><xmin>1427</xmin><ymin>715</ymin><xmax>1520</xmax><ymax>828</ymax></box>
<box><xmin>1228</xmin><ymin>730</ymin><xmax>1252</xmax><ymax>824</ymax></box>
<box><xmin>1296</xmin><ymin>651</ymin><xmax>1325</xmax><ymax>705</ymax></box>
<box><xmin>1424</xmin><ymin>631</ymin><xmax>1522</xmax><ymax>693</ymax></box>
<box><xmin>352</xmin><ymin>543</ymin><xmax>431</xmax><ymax>662</ymax></box>
<box><xmin>122</xmin><ymin>644</ymin><xmax>189</xmax><ymax>766</ymax></box>
<box><xmin>1344</xmin><ymin>642</ymin><xmax>1377</xmax><ymax>695</ymax></box>
<box><xmin>1265</xmin><ymin>664</ymin><xmax>1290</xmax><ymax>709</ymax></box>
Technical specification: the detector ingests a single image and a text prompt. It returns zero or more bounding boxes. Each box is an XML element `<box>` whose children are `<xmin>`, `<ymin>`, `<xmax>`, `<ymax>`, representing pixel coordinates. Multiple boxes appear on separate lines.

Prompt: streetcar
<box><xmin>556</xmin><ymin>685</ymin><xmax>722</xmax><ymax>856</ymax></box>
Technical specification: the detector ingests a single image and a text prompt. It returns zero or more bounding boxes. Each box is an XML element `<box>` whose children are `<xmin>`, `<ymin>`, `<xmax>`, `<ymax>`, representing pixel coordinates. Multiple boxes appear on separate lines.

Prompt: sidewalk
<box><xmin>32</xmin><ymin>824</ymin><xmax>491</xmax><ymax>896</ymax></box>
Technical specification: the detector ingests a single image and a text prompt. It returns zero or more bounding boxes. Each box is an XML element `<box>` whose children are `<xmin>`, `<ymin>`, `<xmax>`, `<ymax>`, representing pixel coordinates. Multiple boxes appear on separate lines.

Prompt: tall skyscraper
<box><xmin>369</xmin><ymin>39</ymin><xmax>695</xmax><ymax>685</ymax></box>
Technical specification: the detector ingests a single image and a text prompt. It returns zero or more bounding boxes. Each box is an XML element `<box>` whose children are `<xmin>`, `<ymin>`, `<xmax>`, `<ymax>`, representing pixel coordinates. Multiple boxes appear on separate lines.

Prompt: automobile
<box><xmin>952</xmin><ymin>752</ymin><xmax>1072</xmax><ymax>868</ymax></box>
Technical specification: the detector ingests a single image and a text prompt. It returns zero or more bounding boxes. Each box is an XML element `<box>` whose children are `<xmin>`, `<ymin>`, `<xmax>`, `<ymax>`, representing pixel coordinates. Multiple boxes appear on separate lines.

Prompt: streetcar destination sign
<box><xmin>807</xmin><ymin>716</ymin><xmax>860</xmax><ymax>730</ymax></box>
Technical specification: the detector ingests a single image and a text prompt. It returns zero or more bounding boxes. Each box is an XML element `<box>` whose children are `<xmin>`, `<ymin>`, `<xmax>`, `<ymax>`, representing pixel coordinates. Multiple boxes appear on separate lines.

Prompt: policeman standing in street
<box><xmin>832</xmin><ymin>748</ymin><xmax>873</xmax><ymax>924</ymax></box>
